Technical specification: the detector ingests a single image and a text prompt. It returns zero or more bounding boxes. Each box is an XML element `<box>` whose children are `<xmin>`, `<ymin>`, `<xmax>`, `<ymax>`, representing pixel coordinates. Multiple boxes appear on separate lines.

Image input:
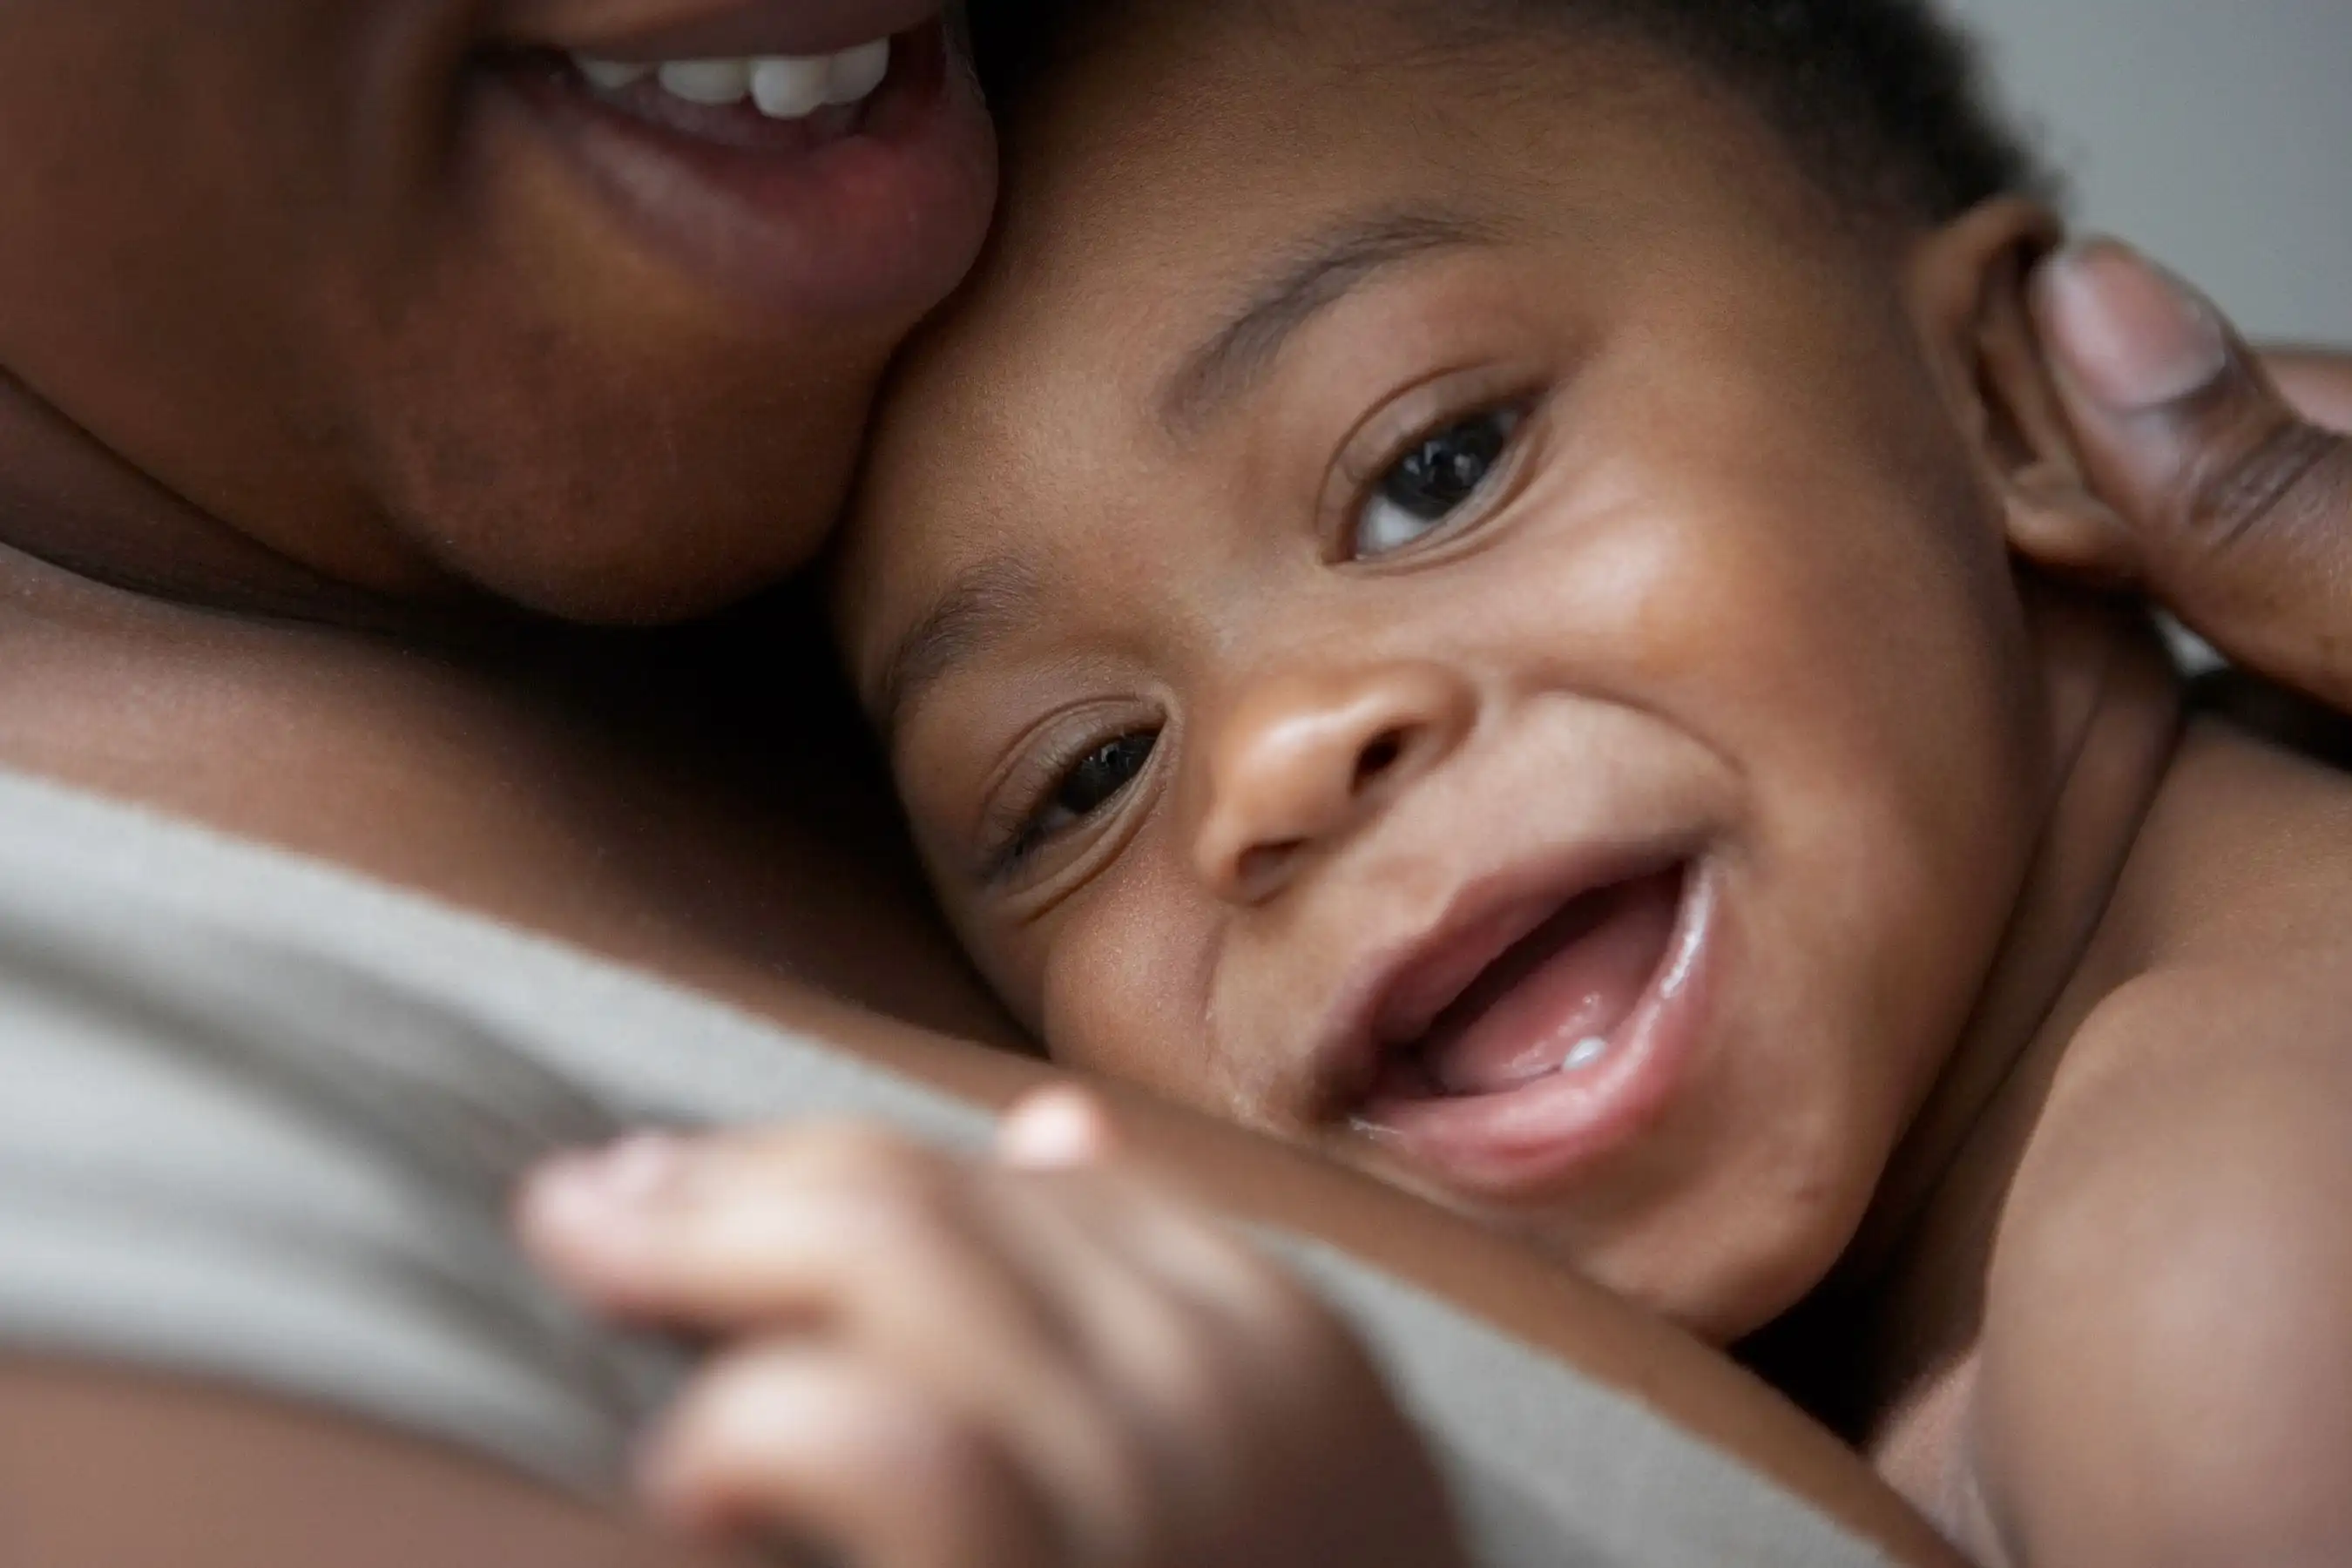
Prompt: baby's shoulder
<box><xmin>1972</xmin><ymin>917</ymin><xmax>2352</xmax><ymax>1560</ymax></box>
<box><xmin>2026</xmin><ymin>720</ymin><xmax>2352</xmax><ymax>1200</ymax></box>
<box><xmin>2124</xmin><ymin>715</ymin><xmax>2352</xmax><ymax>963</ymax></box>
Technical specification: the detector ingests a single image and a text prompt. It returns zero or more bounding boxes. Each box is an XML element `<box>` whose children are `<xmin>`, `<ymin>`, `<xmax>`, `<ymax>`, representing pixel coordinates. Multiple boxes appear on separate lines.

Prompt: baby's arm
<box><xmin>518</xmin><ymin>1090</ymin><xmax>1468</xmax><ymax>1568</ymax></box>
<box><xmin>1977</xmin><ymin>963</ymin><xmax>2352</xmax><ymax>1566</ymax></box>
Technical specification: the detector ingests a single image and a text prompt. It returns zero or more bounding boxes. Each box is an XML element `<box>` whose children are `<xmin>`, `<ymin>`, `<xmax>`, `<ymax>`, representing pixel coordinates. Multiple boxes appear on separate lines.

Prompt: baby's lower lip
<box><xmin>1355</xmin><ymin>864</ymin><xmax>1717</xmax><ymax>1202</ymax></box>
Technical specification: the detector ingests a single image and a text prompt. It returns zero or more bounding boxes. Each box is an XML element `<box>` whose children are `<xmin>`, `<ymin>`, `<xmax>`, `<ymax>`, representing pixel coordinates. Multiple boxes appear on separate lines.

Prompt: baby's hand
<box><xmin>517</xmin><ymin>1089</ymin><xmax>1467</xmax><ymax>1568</ymax></box>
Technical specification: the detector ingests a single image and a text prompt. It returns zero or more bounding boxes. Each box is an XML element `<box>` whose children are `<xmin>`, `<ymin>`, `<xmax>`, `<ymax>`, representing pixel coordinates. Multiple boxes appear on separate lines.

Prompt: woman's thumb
<box><xmin>2031</xmin><ymin>238</ymin><xmax>2352</xmax><ymax>708</ymax></box>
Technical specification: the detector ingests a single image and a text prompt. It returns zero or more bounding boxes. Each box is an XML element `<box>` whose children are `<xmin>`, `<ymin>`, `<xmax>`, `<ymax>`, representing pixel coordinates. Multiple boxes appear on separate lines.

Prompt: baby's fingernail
<box><xmin>2036</xmin><ymin>238</ymin><xmax>2230</xmax><ymax>413</ymax></box>
<box><xmin>528</xmin><ymin>1132</ymin><xmax>686</xmax><ymax>1227</ymax></box>
<box><xmin>998</xmin><ymin>1085</ymin><xmax>1116</xmax><ymax>1169</ymax></box>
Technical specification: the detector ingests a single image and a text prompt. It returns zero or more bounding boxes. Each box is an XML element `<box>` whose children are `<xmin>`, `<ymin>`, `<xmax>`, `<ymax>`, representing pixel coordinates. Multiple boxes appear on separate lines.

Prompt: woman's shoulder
<box><xmin>0</xmin><ymin>1361</ymin><xmax>748</xmax><ymax>1568</ymax></box>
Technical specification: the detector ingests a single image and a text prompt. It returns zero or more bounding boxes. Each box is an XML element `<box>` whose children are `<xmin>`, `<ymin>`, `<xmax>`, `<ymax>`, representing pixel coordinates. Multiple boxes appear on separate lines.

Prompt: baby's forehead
<box><xmin>844</xmin><ymin>2</ymin><xmax>1836</xmax><ymax>719</ymax></box>
<box><xmin>837</xmin><ymin>537</ymin><xmax>1055</xmax><ymax>739</ymax></box>
<box><xmin>872</xmin><ymin>6</ymin><xmax>1805</xmax><ymax>432</ymax></box>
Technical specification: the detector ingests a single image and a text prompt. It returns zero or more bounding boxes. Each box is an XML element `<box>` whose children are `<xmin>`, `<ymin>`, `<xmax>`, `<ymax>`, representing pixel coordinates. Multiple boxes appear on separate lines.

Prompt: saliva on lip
<box><xmin>1563</xmin><ymin>1035</ymin><xmax>1610</xmax><ymax>1072</ymax></box>
<box><xmin>1450</xmin><ymin>1031</ymin><xmax>1612</xmax><ymax>1096</ymax></box>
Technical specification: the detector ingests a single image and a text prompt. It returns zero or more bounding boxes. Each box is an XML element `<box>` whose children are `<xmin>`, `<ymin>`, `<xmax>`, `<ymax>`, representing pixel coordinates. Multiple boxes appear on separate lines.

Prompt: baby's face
<box><xmin>841</xmin><ymin>4</ymin><xmax>2053</xmax><ymax>1337</ymax></box>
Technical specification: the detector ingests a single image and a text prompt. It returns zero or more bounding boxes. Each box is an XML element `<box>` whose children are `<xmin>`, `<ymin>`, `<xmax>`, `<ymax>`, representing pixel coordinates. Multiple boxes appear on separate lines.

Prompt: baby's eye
<box><xmin>1054</xmin><ymin>733</ymin><xmax>1156</xmax><ymax>819</ymax></box>
<box><xmin>1004</xmin><ymin>730</ymin><xmax>1159</xmax><ymax>869</ymax></box>
<box><xmin>1351</xmin><ymin>408</ymin><xmax>1524</xmax><ymax>560</ymax></box>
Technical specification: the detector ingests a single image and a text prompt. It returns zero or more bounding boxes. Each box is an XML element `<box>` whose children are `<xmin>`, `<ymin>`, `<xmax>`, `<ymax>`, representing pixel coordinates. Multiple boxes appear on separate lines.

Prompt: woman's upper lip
<box><xmin>1303</xmin><ymin>841</ymin><xmax>1693</xmax><ymax>1117</ymax></box>
<box><xmin>508</xmin><ymin>0</ymin><xmax>944</xmax><ymax>59</ymax></box>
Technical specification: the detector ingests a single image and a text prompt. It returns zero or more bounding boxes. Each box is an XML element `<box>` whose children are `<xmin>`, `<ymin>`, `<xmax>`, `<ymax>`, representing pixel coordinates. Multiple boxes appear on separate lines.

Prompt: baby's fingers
<box><xmin>517</xmin><ymin>1125</ymin><xmax>1143</xmax><ymax>1540</ymax></box>
<box><xmin>518</xmin><ymin>1127</ymin><xmax>1024</xmax><ymax>1327</ymax></box>
<box><xmin>997</xmin><ymin>1085</ymin><xmax>1119</xmax><ymax>1170</ymax></box>
<box><xmin>646</xmin><ymin>1342</ymin><xmax>1064</xmax><ymax>1568</ymax></box>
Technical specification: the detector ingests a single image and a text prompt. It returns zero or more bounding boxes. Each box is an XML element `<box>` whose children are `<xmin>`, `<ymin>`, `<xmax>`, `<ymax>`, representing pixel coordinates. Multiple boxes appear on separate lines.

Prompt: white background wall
<box><xmin>1942</xmin><ymin>0</ymin><xmax>2352</xmax><ymax>347</ymax></box>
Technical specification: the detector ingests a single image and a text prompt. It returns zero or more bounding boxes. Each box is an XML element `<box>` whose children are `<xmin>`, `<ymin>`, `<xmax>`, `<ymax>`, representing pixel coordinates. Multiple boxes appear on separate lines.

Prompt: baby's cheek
<box><xmin>1036</xmin><ymin>882</ymin><xmax>1220</xmax><ymax>1101</ymax></box>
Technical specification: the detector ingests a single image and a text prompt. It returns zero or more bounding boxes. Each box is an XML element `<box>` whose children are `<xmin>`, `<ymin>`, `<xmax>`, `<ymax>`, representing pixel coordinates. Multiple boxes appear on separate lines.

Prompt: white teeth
<box><xmin>750</xmin><ymin>56</ymin><xmax>831</xmax><ymax>119</ymax></box>
<box><xmin>824</xmin><ymin>38</ymin><xmax>892</xmax><ymax>105</ymax></box>
<box><xmin>657</xmin><ymin>57</ymin><xmax>752</xmax><ymax>105</ymax></box>
<box><xmin>1563</xmin><ymin>1037</ymin><xmax>1610</xmax><ymax>1072</ymax></box>
<box><xmin>571</xmin><ymin>37</ymin><xmax>893</xmax><ymax>120</ymax></box>
<box><xmin>578</xmin><ymin>57</ymin><xmax>652</xmax><ymax>90</ymax></box>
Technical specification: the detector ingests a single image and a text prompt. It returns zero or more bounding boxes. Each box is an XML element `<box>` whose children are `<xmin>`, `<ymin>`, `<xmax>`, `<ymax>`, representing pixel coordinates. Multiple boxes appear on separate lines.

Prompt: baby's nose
<box><xmin>1191</xmin><ymin>661</ymin><xmax>1473</xmax><ymax>904</ymax></box>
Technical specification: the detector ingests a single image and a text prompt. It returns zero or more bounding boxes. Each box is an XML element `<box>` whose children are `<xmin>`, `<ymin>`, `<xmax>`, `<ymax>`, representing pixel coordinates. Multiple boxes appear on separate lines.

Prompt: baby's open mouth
<box><xmin>1375</xmin><ymin>868</ymin><xmax>1685</xmax><ymax>1098</ymax></box>
<box><xmin>1335</xmin><ymin>860</ymin><xmax>1714</xmax><ymax>1203</ymax></box>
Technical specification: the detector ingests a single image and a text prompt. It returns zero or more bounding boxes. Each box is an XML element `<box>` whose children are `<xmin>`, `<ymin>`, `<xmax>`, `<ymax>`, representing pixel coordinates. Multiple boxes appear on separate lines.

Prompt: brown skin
<box><xmin>835</xmin><ymin>5</ymin><xmax>2352</xmax><ymax>1562</ymax></box>
<box><xmin>0</xmin><ymin>1362</ymin><xmax>761</xmax><ymax>1568</ymax></box>
<box><xmin>1947</xmin><ymin>729</ymin><xmax>2352</xmax><ymax>1565</ymax></box>
<box><xmin>2020</xmin><ymin>242</ymin><xmax>2352</xmax><ymax>715</ymax></box>
<box><xmin>0</xmin><ymin>2</ymin><xmax>992</xmax><ymax>622</ymax></box>
<box><xmin>1955</xmin><ymin>260</ymin><xmax>2352</xmax><ymax>1565</ymax></box>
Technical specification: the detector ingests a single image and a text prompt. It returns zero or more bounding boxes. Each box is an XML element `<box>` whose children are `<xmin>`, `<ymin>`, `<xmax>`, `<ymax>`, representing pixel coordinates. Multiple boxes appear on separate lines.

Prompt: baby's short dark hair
<box><xmin>970</xmin><ymin>0</ymin><xmax>2050</xmax><ymax>226</ymax></box>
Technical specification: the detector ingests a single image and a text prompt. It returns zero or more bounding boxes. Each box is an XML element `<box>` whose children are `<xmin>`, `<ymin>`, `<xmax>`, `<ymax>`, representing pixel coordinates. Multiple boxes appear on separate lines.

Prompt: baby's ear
<box><xmin>1907</xmin><ymin>198</ymin><xmax>2132</xmax><ymax>581</ymax></box>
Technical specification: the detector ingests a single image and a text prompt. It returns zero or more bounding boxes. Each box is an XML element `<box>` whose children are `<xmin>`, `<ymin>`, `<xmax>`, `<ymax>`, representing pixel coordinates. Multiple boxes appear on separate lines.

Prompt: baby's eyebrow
<box><xmin>871</xmin><ymin>552</ymin><xmax>1045</xmax><ymax>734</ymax></box>
<box><xmin>1160</xmin><ymin>206</ymin><xmax>1503</xmax><ymax>434</ymax></box>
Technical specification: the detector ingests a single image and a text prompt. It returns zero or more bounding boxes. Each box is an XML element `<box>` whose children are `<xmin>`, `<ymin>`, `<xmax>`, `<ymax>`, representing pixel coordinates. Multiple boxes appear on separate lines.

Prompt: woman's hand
<box><xmin>517</xmin><ymin>1091</ymin><xmax>1467</xmax><ymax>1568</ymax></box>
<box><xmin>2026</xmin><ymin>239</ymin><xmax>2352</xmax><ymax>709</ymax></box>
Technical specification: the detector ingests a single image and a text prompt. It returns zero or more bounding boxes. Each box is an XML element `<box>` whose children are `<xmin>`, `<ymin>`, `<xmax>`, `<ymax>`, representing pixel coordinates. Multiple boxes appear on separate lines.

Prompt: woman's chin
<box><xmin>412</xmin><ymin>483</ymin><xmax>841</xmax><ymax>626</ymax></box>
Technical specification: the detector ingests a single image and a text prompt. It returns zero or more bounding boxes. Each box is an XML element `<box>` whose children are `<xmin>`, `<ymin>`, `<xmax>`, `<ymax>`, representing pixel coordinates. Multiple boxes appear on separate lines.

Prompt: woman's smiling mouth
<box><xmin>486</xmin><ymin>2</ymin><xmax>994</xmax><ymax>320</ymax></box>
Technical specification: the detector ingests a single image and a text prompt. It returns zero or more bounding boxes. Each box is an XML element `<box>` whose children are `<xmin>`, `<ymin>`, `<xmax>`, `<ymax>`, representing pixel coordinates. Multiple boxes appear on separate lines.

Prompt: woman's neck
<box><xmin>0</xmin><ymin>367</ymin><xmax>482</xmax><ymax>637</ymax></box>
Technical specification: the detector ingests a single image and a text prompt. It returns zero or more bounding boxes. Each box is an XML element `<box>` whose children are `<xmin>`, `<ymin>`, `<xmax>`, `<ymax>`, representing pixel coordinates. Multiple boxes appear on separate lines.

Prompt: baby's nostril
<box><xmin>1238</xmin><ymin>839</ymin><xmax>1305</xmax><ymax>895</ymax></box>
<box><xmin>1355</xmin><ymin>730</ymin><xmax>1407</xmax><ymax>791</ymax></box>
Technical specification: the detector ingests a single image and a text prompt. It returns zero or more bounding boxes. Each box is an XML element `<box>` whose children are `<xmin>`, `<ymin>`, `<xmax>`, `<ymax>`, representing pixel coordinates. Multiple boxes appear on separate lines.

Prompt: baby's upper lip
<box><xmin>511</xmin><ymin>0</ymin><xmax>943</xmax><ymax>59</ymax></box>
<box><xmin>1302</xmin><ymin>836</ymin><xmax>1693</xmax><ymax>1119</ymax></box>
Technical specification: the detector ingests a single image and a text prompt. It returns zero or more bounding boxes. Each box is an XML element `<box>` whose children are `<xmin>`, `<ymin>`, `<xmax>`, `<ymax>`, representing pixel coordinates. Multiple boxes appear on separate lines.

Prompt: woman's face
<box><xmin>0</xmin><ymin>0</ymin><xmax>995</xmax><ymax>621</ymax></box>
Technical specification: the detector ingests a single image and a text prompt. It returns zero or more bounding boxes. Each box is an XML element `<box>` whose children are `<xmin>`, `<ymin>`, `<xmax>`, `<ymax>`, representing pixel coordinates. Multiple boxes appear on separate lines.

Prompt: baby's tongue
<box><xmin>1421</xmin><ymin>871</ymin><xmax>1681</xmax><ymax>1098</ymax></box>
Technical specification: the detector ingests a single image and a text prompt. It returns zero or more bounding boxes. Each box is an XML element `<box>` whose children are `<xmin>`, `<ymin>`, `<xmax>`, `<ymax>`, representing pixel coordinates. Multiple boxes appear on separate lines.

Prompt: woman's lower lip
<box><xmin>491</xmin><ymin>20</ymin><xmax>996</xmax><ymax>322</ymax></box>
<box><xmin>1354</xmin><ymin>865</ymin><xmax>1720</xmax><ymax>1203</ymax></box>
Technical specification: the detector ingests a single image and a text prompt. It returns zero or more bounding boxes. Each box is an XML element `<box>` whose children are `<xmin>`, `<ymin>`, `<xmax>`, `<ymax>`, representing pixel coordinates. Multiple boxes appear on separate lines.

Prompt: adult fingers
<box><xmin>2031</xmin><ymin>239</ymin><xmax>2352</xmax><ymax>711</ymax></box>
<box><xmin>2267</xmin><ymin>350</ymin><xmax>2352</xmax><ymax>435</ymax></box>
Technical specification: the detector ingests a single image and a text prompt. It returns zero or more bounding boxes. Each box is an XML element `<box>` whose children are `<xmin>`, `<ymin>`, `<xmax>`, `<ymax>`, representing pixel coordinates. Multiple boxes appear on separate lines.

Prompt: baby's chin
<box><xmin>1431</xmin><ymin>1179</ymin><xmax>1865</xmax><ymax>1347</ymax></box>
<box><xmin>1327</xmin><ymin>1064</ymin><xmax>1877</xmax><ymax>1342</ymax></box>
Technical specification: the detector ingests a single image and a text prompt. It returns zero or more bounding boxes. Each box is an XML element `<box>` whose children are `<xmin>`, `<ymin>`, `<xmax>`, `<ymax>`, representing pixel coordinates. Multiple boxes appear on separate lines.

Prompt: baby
<box><xmin>814</xmin><ymin>0</ymin><xmax>2352</xmax><ymax>1558</ymax></box>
